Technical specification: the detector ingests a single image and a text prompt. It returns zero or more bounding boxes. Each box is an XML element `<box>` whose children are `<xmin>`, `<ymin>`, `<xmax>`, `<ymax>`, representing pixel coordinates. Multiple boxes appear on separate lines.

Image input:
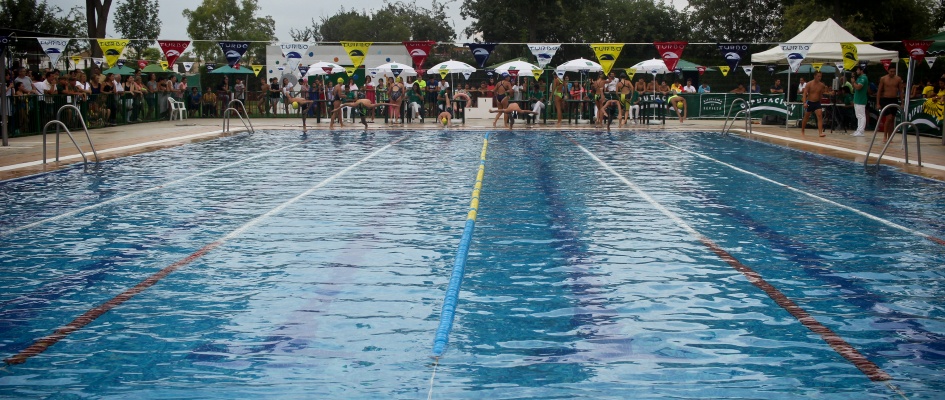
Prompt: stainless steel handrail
<box><xmin>222</xmin><ymin>108</ymin><xmax>252</xmax><ymax>134</ymax></box>
<box><xmin>864</xmin><ymin>104</ymin><xmax>902</xmax><ymax>167</ymax></box>
<box><xmin>42</xmin><ymin>105</ymin><xmax>99</xmax><ymax>164</ymax></box>
<box><xmin>873</xmin><ymin>122</ymin><xmax>922</xmax><ymax>167</ymax></box>
<box><xmin>722</xmin><ymin>98</ymin><xmax>752</xmax><ymax>135</ymax></box>
<box><xmin>226</xmin><ymin>99</ymin><xmax>255</xmax><ymax>133</ymax></box>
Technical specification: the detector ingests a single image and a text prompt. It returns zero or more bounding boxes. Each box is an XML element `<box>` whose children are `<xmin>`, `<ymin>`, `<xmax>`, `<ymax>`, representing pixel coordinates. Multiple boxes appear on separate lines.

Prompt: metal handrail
<box><xmin>226</xmin><ymin>99</ymin><xmax>255</xmax><ymax>133</ymax></box>
<box><xmin>42</xmin><ymin>121</ymin><xmax>87</xmax><ymax>164</ymax></box>
<box><xmin>722</xmin><ymin>98</ymin><xmax>752</xmax><ymax>135</ymax></box>
<box><xmin>222</xmin><ymin>108</ymin><xmax>252</xmax><ymax>134</ymax></box>
<box><xmin>872</xmin><ymin>122</ymin><xmax>922</xmax><ymax>167</ymax></box>
<box><xmin>864</xmin><ymin>104</ymin><xmax>903</xmax><ymax>167</ymax></box>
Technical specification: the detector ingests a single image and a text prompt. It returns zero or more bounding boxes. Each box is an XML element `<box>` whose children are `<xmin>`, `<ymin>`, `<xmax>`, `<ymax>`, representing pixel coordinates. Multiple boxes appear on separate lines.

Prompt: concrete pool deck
<box><xmin>2</xmin><ymin>117</ymin><xmax>944</xmax><ymax>181</ymax></box>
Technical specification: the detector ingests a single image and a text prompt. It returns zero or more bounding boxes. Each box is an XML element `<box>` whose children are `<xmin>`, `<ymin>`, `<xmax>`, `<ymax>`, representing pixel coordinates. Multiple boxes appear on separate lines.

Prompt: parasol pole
<box><xmin>786</xmin><ymin>67</ymin><xmax>791</xmax><ymax>129</ymax></box>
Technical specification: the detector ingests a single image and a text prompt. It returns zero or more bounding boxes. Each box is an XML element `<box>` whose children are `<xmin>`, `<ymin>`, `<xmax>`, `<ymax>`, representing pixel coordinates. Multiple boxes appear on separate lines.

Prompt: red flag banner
<box><xmin>137</xmin><ymin>60</ymin><xmax>147</xmax><ymax>69</ymax></box>
<box><xmin>696</xmin><ymin>66</ymin><xmax>706</xmax><ymax>76</ymax></box>
<box><xmin>903</xmin><ymin>40</ymin><xmax>933</xmax><ymax>61</ymax></box>
<box><xmin>507</xmin><ymin>68</ymin><xmax>519</xmax><ymax>78</ymax></box>
<box><xmin>880</xmin><ymin>59</ymin><xmax>891</xmax><ymax>71</ymax></box>
<box><xmin>157</xmin><ymin>40</ymin><xmax>190</xmax><ymax>69</ymax></box>
<box><xmin>403</xmin><ymin>40</ymin><xmax>435</xmax><ymax>69</ymax></box>
<box><xmin>654</xmin><ymin>41</ymin><xmax>688</xmax><ymax>72</ymax></box>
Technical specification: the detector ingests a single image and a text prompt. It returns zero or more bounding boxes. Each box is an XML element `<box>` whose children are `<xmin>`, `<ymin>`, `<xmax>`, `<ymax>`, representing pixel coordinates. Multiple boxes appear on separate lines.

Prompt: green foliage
<box><xmin>182</xmin><ymin>0</ymin><xmax>276</xmax><ymax>63</ymax></box>
<box><xmin>685</xmin><ymin>0</ymin><xmax>784</xmax><ymax>42</ymax></box>
<box><xmin>296</xmin><ymin>1</ymin><xmax>456</xmax><ymax>42</ymax></box>
<box><xmin>114</xmin><ymin>0</ymin><xmax>161</xmax><ymax>59</ymax></box>
<box><xmin>781</xmin><ymin>0</ymin><xmax>936</xmax><ymax>41</ymax></box>
<box><xmin>0</xmin><ymin>0</ymin><xmax>87</xmax><ymax>54</ymax></box>
<box><xmin>140</xmin><ymin>46</ymin><xmax>161</xmax><ymax>60</ymax></box>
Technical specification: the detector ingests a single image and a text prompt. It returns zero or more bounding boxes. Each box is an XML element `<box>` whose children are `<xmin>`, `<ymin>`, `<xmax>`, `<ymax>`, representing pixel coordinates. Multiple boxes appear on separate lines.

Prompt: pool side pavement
<box><xmin>1</xmin><ymin>118</ymin><xmax>944</xmax><ymax>181</ymax></box>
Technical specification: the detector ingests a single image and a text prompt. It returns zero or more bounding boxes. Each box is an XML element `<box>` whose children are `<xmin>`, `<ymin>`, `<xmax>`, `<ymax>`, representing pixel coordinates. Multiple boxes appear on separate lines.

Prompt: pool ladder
<box><xmin>43</xmin><ymin>105</ymin><xmax>99</xmax><ymax>165</ymax></box>
<box><xmin>722</xmin><ymin>98</ymin><xmax>752</xmax><ymax>135</ymax></box>
<box><xmin>864</xmin><ymin>104</ymin><xmax>922</xmax><ymax>168</ymax></box>
<box><xmin>222</xmin><ymin>99</ymin><xmax>255</xmax><ymax>134</ymax></box>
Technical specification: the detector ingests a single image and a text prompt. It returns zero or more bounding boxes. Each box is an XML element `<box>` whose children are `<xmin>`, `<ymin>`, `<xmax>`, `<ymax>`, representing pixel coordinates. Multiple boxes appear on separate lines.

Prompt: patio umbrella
<box><xmin>141</xmin><ymin>64</ymin><xmax>170</xmax><ymax>73</ymax></box>
<box><xmin>630</xmin><ymin>59</ymin><xmax>670</xmax><ymax>75</ymax></box>
<box><xmin>210</xmin><ymin>65</ymin><xmax>254</xmax><ymax>74</ymax></box>
<box><xmin>428</xmin><ymin>60</ymin><xmax>476</xmax><ymax>91</ymax></box>
<box><xmin>777</xmin><ymin>64</ymin><xmax>837</xmax><ymax>74</ymax></box>
<box><xmin>304</xmin><ymin>61</ymin><xmax>345</xmax><ymax>77</ymax></box>
<box><xmin>368</xmin><ymin>62</ymin><xmax>417</xmax><ymax>79</ymax></box>
<box><xmin>101</xmin><ymin>65</ymin><xmax>136</xmax><ymax>76</ymax></box>
<box><xmin>555</xmin><ymin>58</ymin><xmax>603</xmax><ymax>100</ymax></box>
<box><xmin>493</xmin><ymin>60</ymin><xmax>542</xmax><ymax>77</ymax></box>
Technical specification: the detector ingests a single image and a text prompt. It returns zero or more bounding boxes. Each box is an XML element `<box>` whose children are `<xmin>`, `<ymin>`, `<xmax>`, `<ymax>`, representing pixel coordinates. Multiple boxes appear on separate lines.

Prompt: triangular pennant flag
<box><xmin>812</xmin><ymin>62</ymin><xmax>823</xmax><ymax>72</ymax></box>
<box><xmin>531</xmin><ymin>69</ymin><xmax>543</xmax><ymax>80</ymax></box>
<box><xmin>439</xmin><ymin>69</ymin><xmax>449</xmax><ymax>79</ymax></box>
<box><xmin>717</xmin><ymin>43</ymin><xmax>749</xmax><ymax>70</ymax></box>
<box><xmin>767</xmin><ymin>65</ymin><xmax>776</xmax><ymax>74</ymax></box>
<box><xmin>70</xmin><ymin>55</ymin><xmax>82</xmax><ymax>68</ymax></box>
<box><xmin>403</xmin><ymin>40</ymin><xmax>435</xmax><ymax>69</ymax></box>
<box><xmin>93</xmin><ymin>58</ymin><xmax>104</xmax><ymax>68</ymax></box>
<box><xmin>880</xmin><ymin>59</ymin><xmax>891</xmax><ymax>71</ymax></box>
<box><xmin>252</xmin><ymin>64</ymin><xmax>263</xmax><ymax>76</ymax></box>
<box><xmin>779</xmin><ymin>43</ymin><xmax>811</xmax><ymax>73</ymax></box>
<box><xmin>462</xmin><ymin>70</ymin><xmax>472</xmax><ymax>80</ymax></box>
<box><xmin>507</xmin><ymin>67</ymin><xmax>519</xmax><ymax>78</ymax></box>
<box><xmin>38</xmin><ymin>38</ymin><xmax>69</xmax><ymax>67</ymax></box>
<box><xmin>555</xmin><ymin>69</ymin><xmax>566</xmax><ymax>79</ymax></box>
<box><xmin>297</xmin><ymin>65</ymin><xmax>310</xmax><ymax>76</ymax></box>
<box><xmin>903</xmin><ymin>40</ymin><xmax>934</xmax><ymax>62</ymax></box>
<box><xmin>858</xmin><ymin>60</ymin><xmax>868</xmax><ymax>70</ymax></box>
<box><xmin>136</xmin><ymin>60</ymin><xmax>147</xmax><ymax>69</ymax></box>
<box><xmin>182</xmin><ymin>62</ymin><xmax>194</xmax><ymax>72</ymax></box>
<box><xmin>742</xmin><ymin>65</ymin><xmax>754</xmax><ymax>75</ymax></box>
<box><xmin>157</xmin><ymin>40</ymin><xmax>189</xmax><ymax>69</ymax></box>
<box><xmin>465</xmin><ymin>43</ymin><xmax>498</xmax><ymax>68</ymax></box>
<box><xmin>0</xmin><ymin>36</ymin><xmax>9</xmax><ymax>55</ymax></box>
<box><xmin>206</xmin><ymin>62</ymin><xmax>216</xmax><ymax>71</ymax></box>
<box><xmin>625</xmin><ymin>68</ymin><xmax>636</xmax><ymax>80</ymax></box>
<box><xmin>527</xmin><ymin>43</ymin><xmax>561</xmax><ymax>68</ymax></box>
<box><xmin>840</xmin><ymin>43</ymin><xmax>859</xmax><ymax>70</ymax></box>
<box><xmin>834</xmin><ymin>61</ymin><xmax>844</xmax><ymax>72</ymax></box>
<box><xmin>696</xmin><ymin>66</ymin><xmax>706</xmax><ymax>76</ymax></box>
<box><xmin>590</xmin><ymin>43</ymin><xmax>624</xmax><ymax>75</ymax></box>
<box><xmin>901</xmin><ymin>58</ymin><xmax>910</xmax><ymax>67</ymax></box>
<box><xmin>344</xmin><ymin>66</ymin><xmax>357</xmax><ymax>77</ymax></box>
<box><xmin>117</xmin><ymin>59</ymin><xmax>125</xmax><ymax>67</ymax></box>
<box><xmin>341</xmin><ymin>41</ymin><xmax>372</xmax><ymax>68</ymax></box>
<box><xmin>97</xmin><ymin>39</ymin><xmax>129</xmax><ymax>67</ymax></box>
<box><xmin>391</xmin><ymin>68</ymin><xmax>403</xmax><ymax>78</ymax></box>
<box><xmin>281</xmin><ymin>42</ymin><xmax>310</xmax><ymax>72</ymax></box>
<box><xmin>718</xmin><ymin>66</ymin><xmax>730</xmax><ymax>76</ymax></box>
<box><xmin>926</xmin><ymin>56</ymin><xmax>937</xmax><ymax>68</ymax></box>
<box><xmin>218</xmin><ymin>41</ymin><xmax>249</xmax><ymax>67</ymax></box>
<box><xmin>655</xmin><ymin>41</ymin><xmax>687</xmax><ymax>71</ymax></box>
<box><xmin>159</xmin><ymin>60</ymin><xmax>168</xmax><ymax>70</ymax></box>
<box><xmin>322</xmin><ymin>66</ymin><xmax>334</xmax><ymax>74</ymax></box>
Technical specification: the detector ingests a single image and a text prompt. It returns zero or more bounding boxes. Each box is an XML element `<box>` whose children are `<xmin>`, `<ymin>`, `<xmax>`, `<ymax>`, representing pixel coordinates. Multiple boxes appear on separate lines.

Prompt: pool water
<box><xmin>0</xmin><ymin>130</ymin><xmax>943</xmax><ymax>399</ymax></box>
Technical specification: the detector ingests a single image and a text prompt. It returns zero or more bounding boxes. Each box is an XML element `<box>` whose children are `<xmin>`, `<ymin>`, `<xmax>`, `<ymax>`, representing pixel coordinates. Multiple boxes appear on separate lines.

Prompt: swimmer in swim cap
<box><xmin>437</xmin><ymin>110</ymin><xmax>452</xmax><ymax>128</ymax></box>
<box><xmin>285</xmin><ymin>96</ymin><xmax>315</xmax><ymax>132</ymax></box>
<box><xmin>489</xmin><ymin>103</ymin><xmax>538</xmax><ymax>130</ymax></box>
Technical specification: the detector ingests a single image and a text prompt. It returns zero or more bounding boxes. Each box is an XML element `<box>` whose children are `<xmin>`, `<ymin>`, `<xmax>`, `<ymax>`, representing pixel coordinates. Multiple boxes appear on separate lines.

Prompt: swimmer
<box><xmin>438</xmin><ymin>110</ymin><xmax>452</xmax><ymax>128</ymax></box>
<box><xmin>286</xmin><ymin>96</ymin><xmax>314</xmax><ymax>132</ymax></box>
<box><xmin>489</xmin><ymin>103</ymin><xmax>538</xmax><ymax>130</ymax></box>
<box><xmin>330</xmin><ymin>99</ymin><xmax>397</xmax><ymax>129</ymax></box>
<box><xmin>666</xmin><ymin>94</ymin><xmax>687</xmax><ymax>123</ymax></box>
<box><xmin>600</xmin><ymin>99</ymin><xmax>623</xmax><ymax>132</ymax></box>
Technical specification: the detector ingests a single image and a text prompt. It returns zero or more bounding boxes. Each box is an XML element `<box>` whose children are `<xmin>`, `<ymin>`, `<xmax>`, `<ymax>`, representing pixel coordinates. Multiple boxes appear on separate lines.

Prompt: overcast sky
<box><xmin>50</xmin><ymin>0</ymin><xmax>688</xmax><ymax>44</ymax></box>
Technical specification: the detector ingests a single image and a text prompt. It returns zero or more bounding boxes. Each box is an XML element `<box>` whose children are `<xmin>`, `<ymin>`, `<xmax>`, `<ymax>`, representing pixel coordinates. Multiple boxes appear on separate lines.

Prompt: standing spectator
<box><xmin>281</xmin><ymin>77</ymin><xmax>293</xmax><ymax>114</ymax></box>
<box><xmin>683</xmin><ymin>79</ymin><xmax>697</xmax><ymax>93</ymax></box>
<box><xmin>796</xmin><ymin>77</ymin><xmax>807</xmax><ymax>101</ymax></box>
<box><xmin>770</xmin><ymin>79</ymin><xmax>784</xmax><ymax>95</ymax></box>
<box><xmin>749</xmin><ymin>79</ymin><xmax>761</xmax><ymax>93</ymax></box>
<box><xmin>269</xmin><ymin>77</ymin><xmax>281</xmax><ymax>115</ymax></box>
<box><xmin>850</xmin><ymin>66</ymin><xmax>868</xmax><ymax>136</ymax></box>
<box><xmin>698</xmin><ymin>83</ymin><xmax>711</xmax><ymax>93</ymax></box>
<box><xmin>875</xmin><ymin>65</ymin><xmax>904</xmax><ymax>141</ymax></box>
<box><xmin>217</xmin><ymin>76</ymin><xmax>231</xmax><ymax>113</ymax></box>
<box><xmin>146</xmin><ymin>74</ymin><xmax>158</xmax><ymax>119</ymax></box>
<box><xmin>296</xmin><ymin>78</ymin><xmax>309</xmax><ymax>115</ymax></box>
<box><xmin>234</xmin><ymin>78</ymin><xmax>246</xmax><ymax>115</ymax></box>
<box><xmin>101</xmin><ymin>73</ymin><xmax>117</xmax><ymax>125</ymax></box>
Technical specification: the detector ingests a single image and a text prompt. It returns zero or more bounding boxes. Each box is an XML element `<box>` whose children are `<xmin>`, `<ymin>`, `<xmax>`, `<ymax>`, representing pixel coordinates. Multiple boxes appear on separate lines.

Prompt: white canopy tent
<box><xmin>751</xmin><ymin>18</ymin><xmax>898</xmax><ymax>63</ymax></box>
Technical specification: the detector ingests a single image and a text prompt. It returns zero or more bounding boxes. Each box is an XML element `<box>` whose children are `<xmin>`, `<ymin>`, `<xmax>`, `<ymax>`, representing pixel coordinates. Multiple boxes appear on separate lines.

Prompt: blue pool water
<box><xmin>1</xmin><ymin>130</ymin><xmax>944</xmax><ymax>399</ymax></box>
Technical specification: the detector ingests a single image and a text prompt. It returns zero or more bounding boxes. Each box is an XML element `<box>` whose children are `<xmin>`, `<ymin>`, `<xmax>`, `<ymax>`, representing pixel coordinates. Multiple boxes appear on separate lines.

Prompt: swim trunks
<box><xmin>879</xmin><ymin>97</ymin><xmax>898</xmax><ymax>108</ymax></box>
<box><xmin>805</xmin><ymin>100</ymin><xmax>821</xmax><ymax>112</ymax></box>
<box><xmin>496</xmin><ymin>94</ymin><xmax>506</xmax><ymax>102</ymax></box>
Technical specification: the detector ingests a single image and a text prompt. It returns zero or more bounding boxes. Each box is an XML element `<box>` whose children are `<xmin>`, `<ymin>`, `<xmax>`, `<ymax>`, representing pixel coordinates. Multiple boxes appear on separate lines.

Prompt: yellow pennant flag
<box><xmin>901</xmin><ymin>57</ymin><xmax>910</xmax><ymax>67</ymax></box>
<box><xmin>439</xmin><ymin>69</ymin><xmax>449</xmax><ymax>80</ymax></box>
<box><xmin>811</xmin><ymin>62</ymin><xmax>823</xmax><ymax>72</ymax></box>
<box><xmin>590</xmin><ymin>43</ymin><xmax>624</xmax><ymax>75</ymax></box>
<box><xmin>70</xmin><ymin>55</ymin><xmax>82</xmax><ymax>67</ymax></box>
<box><xmin>625</xmin><ymin>68</ymin><xmax>636</xmax><ymax>81</ymax></box>
<box><xmin>718</xmin><ymin>65</ymin><xmax>730</xmax><ymax>77</ymax></box>
<box><xmin>159</xmin><ymin>60</ymin><xmax>169</xmax><ymax>70</ymax></box>
<box><xmin>340</xmin><ymin>41</ymin><xmax>372</xmax><ymax>68</ymax></box>
<box><xmin>251</xmin><ymin>64</ymin><xmax>264</xmax><ymax>76</ymax></box>
<box><xmin>841</xmin><ymin>43</ymin><xmax>859</xmax><ymax>70</ymax></box>
<box><xmin>531</xmin><ymin>69</ymin><xmax>543</xmax><ymax>80</ymax></box>
<box><xmin>344</xmin><ymin>66</ymin><xmax>357</xmax><ymax>77</ymax></box>
<box><xmin>97</xmin><ymin>39</ymin><xmax>129</xmax><ymax>68</ymax></box>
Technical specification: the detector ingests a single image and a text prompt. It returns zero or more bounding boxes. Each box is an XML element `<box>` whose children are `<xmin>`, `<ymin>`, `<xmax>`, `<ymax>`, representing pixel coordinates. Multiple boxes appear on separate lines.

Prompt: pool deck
<box><xmin>2</xmin><ymin>117</ymin><xmax>944</xmax><ymax>181</ymax></box>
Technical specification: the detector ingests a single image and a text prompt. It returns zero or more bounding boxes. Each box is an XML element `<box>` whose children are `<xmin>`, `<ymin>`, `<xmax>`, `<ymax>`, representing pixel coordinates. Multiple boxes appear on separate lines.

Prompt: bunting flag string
<box><xmin>340</xmin><ymin>41</ymin><xmax>372</xmax><ymax>68</ymax></box>
<box><xmin>465</xmin><ymin>43</ymin><xmax>497</xmax><ymax>68</ymax></box>
<box><xmin>157</xmin><ymin>40</ymin><xmax>190</xmax><ymax>69</ymax></box>
<box><xmin>97</xmin><ymin>39</ymin><xmax>129</xmax><ymax>67</ymax></box>
<box><xmin>591</xmin><ymin>43</ymin><xmax>624</xmax><ymax>75</ymax></box>
<box><xmin>218</xmin><ymin>41</ymin><xmax>249</xmax><ymax>67</ymax></box>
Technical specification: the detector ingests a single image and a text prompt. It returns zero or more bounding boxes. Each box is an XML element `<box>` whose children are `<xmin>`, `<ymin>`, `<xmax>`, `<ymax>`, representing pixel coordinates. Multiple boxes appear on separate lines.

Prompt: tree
<box><xmin>297</xmin><ymin>1</ymin><xmax>456</xmax><ymax>43</ymax></box>
<box><xmin>782</xmin><ymin>0</ymin><xmax>936</xmax><ymax>41</ymax></box>
<box><xmin>182</xmin><ymin>0</ymin><xmax>276</xmax><ymax>63</ymax></box>
<box><xmin>0</xmin><ymin>0</ymin><xmax>87</xmax><ymax>53</ymax></box>
<box><xmin>113</xmin><ymin>0</ymin><xmax>161</xmax><ymax>59</ymax></box>
<box><xmin>685</xmin><ymin>0</ymin><xmax>785</xmax><ymax>42</ymax></box>
<box><xmin>289</xmin><ymin>19</ymin><xmax>322</xmax><ymax>42</ymax></box>
<box><xmin>86</xmin><ymin>0</ymin><xmax>113</xmax><ymax>57</ymax></box>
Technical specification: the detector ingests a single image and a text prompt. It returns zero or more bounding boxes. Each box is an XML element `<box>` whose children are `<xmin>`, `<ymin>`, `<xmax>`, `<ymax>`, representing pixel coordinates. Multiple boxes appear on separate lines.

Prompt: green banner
<box><xmin>907</xmin><ymin>98</ymin><xmax>944</xmax><ymax>134</ymax></box>
<box><xmin>639</xmin><ymin>93</ymin><xmax>802</xmax><ymax>119</ymax></box>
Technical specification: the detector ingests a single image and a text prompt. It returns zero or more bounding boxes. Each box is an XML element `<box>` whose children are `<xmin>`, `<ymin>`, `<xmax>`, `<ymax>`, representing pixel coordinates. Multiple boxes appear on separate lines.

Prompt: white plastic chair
<box><xmin>168</xmin><ymin>97</ymin><xmax>187</xmax><ymax>120</ymax></box>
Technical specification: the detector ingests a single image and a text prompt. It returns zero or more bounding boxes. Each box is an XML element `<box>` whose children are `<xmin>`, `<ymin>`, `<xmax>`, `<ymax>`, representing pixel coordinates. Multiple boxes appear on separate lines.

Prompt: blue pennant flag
<box><xmin>465</xmin><ymin>43</ymin><xmax>498</xmax><ymax>68</ymax></box>
<box><xmin>717</xmin><ymin>43</ymin><xmax>749</xmax><ymax>70</ymax></box>
<box><xmin>297</xmin><ymin>65</ymin><xmax>310</xmax><ymax>76</ymax></box>
<box><xmin>218</xmin><ymin>41</ymin><xmax>250</xmax><ymax>68</ymax></box>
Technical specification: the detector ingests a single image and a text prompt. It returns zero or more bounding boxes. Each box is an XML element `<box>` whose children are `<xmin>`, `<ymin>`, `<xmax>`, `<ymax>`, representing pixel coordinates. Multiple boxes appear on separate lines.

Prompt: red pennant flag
<box><xmin>880</xmin><ymin>59</ymin><xmax>891</xmax><ymax>71</ymax></box>
<box><xmin>903</xmin><ymin>40</ymin><xmax>933</xmax><ymax>62</ymax></box>
<box><xmin>654</xmin><ymin>41</ymin><xmax>688</xmax><ymax>71</ymax></box>
<box><xmin>137</xmin><ymin>60</ymin><xmax>147</xmax><ymax>69</ymax></box>
<box><xmin>157</xmin><ymin>40</ymin><xmax>191</xmax><ymax>69</ymax></box>
<box><xmin>403</xmin><ymin>40</ymin><xmax>435</xmax><ymax>69</ymax></box>
<box><xmin>507</xmin><ymin>69</ymin><xmax>519</xmax><ymax>78</ymax></box>
<box><xmin>322</xmin><ymin>67</ymin><xmax>333</xmax><ymax>74</ymax></box>
<box><xmin>696</xmin><ymin>66</ymin><xmax>706</xmax><ymax>76</ymax></box>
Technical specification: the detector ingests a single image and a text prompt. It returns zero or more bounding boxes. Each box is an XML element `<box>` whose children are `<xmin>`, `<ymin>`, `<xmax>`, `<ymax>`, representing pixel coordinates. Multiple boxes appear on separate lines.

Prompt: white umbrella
<box><xmin>554</xmin><ymin>58</ymin><xmax>603</xmax><ymax>73</ymax></box>
<box><xmin>368</xmin><ymin>62</ymin><xmax>417</xmax><ymax>79</ymax></box>
<box><xmin>494</xmin><ymin>60</ymin><xmax>541</xmax><ymax>77</ymax></box>
<box><xmin>428</xmin><ymin>60</ymin><xmax>476</xmax><ymax>74</ymax></box>
<box><xmin>631</xmin><ymin>59</ymin><xmax>670</xmax><ymax>75</ymax></box>
<box><xmin>304</xmin><ymin>61</ymin><xmax>345</xmax><ymax>77</ymax></box>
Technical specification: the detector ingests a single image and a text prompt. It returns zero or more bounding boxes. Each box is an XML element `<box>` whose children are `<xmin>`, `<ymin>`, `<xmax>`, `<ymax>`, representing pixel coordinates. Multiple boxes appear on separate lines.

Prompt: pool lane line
<box><xmin>658</xmin><ymin>139</ymin><xmax>945</xmax><ymax>247</ymax></box>
<box><xmin>3</xmin><ymin>136</ymin><xmax>409</xmax><ymax>366</ymax></box>
<box><xmin>431</xmin><ymin>132</ymin><xmax>490</xmax><ymax>358</ymax></box>
<box><xmin>1</xmin><ymin>135</ymin><xmax>319</xmax><ymax>238</ymax></box>
<box><xmin>563</xmin><ymin>134</ymin><xmax>892</xmax><ymax>382</ymax></box>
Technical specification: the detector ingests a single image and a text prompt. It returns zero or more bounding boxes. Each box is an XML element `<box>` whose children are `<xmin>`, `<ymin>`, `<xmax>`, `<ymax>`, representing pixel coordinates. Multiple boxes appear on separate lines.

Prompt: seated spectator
<box><xmin>698</xmin><ymin>83</ymin><xmax>711</xmax><ymax>93</ymax></box>
<box><xmin>683</xmin><ymin>79</ymin><xmax>697</xmax><ymax>93</ymax></box>
<box><xmin>201</xmin><ymin>87</ymin><xmax>217</xmax><ymax>117</ymax></box>
<box><xmin>749</xmin><ymin>79</ymin><xmax>761</xmax><ymax>93</ymax></box>
<box><xmin>770</xmin><ymin>79</ymin><xmax>784</xmax><ymax>94</ymax></box>
<box><xmin>187</xmin><ymin>87</ymin><xmax>201</xmax><ymax>117</ymax></box>
<box><xmin>730</xmin><ymin>84</ymin><xmax>746</xmax><ymax>94</ymax></box>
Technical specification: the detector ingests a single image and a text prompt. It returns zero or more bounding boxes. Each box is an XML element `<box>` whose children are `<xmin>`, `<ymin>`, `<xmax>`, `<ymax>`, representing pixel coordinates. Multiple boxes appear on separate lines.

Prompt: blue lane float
<box><xmin>432</xmin><ymin>132</ymin><xmax>490</xmax><ymax>357</ymax></box>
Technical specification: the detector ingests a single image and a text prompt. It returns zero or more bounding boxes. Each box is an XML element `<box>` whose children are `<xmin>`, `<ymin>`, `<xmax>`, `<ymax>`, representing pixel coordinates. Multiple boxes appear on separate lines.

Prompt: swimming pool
<box><xmin>1</xmin><ymin>130</ymin><xmax>943</xmax><ymax>399</ymax></box>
